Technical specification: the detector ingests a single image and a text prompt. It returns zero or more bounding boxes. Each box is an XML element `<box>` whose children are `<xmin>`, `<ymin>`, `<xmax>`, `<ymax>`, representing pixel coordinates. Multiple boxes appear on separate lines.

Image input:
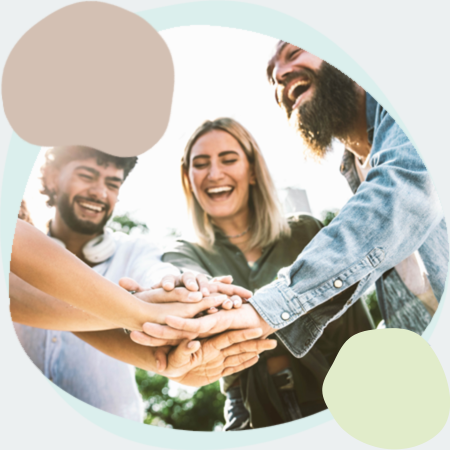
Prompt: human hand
<box><xmin>119</xmin><ymin>276</ymin><xmax>240</xmax><ymax>314</ymax></box>
<box><xmin>151</xmin><ymin>272</ymin><xmax>252</xmax><ymax>312</ymax></box>
<box><xmin>131</xmin><ymin>304</ymin><xmax>277</xmax><ymax>345</ymax></box>
<box><xmin>134</xmin><ymin>288</ymin><xmax>232</xmax><ymax>325</ymax></box>
<box><xmin>156</xmin><ymin>328</ymin><xmax>277</xmax><ymax>387</ymax></box>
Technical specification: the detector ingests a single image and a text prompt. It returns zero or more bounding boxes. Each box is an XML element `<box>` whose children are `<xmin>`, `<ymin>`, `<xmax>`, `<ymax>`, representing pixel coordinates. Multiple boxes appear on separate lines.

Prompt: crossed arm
<box><xmin>10</xmin><ymin>274</ymin><xmax>276</xmax><ymax>384</ymax></box>
<box><xmin>11</xmin><ymin>220</ymin><xmax>248</xmax><ymax>331</ymax></box>
<box><xmin>10</xmin><ymin>220</ymin><xmax>276</xmax><ymax>385</ymax></box>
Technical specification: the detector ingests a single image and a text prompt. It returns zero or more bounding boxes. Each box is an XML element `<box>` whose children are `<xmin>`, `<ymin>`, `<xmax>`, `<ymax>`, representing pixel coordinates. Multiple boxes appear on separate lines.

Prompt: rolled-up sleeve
<box><xmin>249</xmin><ymin>109</ymin><xmax>446</xmax><ymax>357</ymax></box>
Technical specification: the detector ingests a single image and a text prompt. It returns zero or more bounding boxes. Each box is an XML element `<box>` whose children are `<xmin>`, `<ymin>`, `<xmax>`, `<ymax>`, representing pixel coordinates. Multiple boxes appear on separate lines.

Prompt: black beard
<box><xmin>57</xmin><ymin>193</ymin><xmax>111</xmax><ymax>235</ymax></box>
<box><xmin>281</xmin><ymin>61</ymin><xmax>360</xmax><ymax>160</ymax></box>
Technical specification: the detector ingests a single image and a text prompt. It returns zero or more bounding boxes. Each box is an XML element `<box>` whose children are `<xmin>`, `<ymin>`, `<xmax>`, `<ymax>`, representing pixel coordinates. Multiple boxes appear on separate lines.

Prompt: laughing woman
<box><xmin>162</xmin><ymin>117</ymin><xmax>374</xmax><ymax>430</ymax></box>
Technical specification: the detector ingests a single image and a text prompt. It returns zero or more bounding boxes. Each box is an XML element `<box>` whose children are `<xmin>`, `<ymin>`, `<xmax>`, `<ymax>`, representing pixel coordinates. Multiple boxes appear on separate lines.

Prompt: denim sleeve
<box><xmin>249</xmin><ymin>109</ymin><xmax>445</xmax><ymax>358</ymax></box>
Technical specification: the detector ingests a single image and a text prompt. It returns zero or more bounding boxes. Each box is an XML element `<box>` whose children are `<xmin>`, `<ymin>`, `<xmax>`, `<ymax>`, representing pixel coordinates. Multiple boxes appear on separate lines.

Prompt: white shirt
<box><xmin>14</xmin><ymin>231</ymin><xmax>180</xmax><ymax>421</ymax></box>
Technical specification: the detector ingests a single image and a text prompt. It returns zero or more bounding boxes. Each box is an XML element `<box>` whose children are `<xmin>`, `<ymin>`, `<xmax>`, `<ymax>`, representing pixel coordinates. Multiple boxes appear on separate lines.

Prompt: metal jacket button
<box><xmin>281</xmin><ymin>312</ymin><xmax>290</xmax><ymax>321</ymax></box>
<box><xmin>334</xmin><ymin>279</ymin><xmax>343</xmax><ymax>288</ymax></box>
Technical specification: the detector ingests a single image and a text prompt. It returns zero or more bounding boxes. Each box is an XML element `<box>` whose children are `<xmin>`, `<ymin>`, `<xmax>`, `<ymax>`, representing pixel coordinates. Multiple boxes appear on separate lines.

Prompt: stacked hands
<box><xmin>119</xmin><ymin>273</ymin><xmax>277</xmax><ymax>387</ymax></box>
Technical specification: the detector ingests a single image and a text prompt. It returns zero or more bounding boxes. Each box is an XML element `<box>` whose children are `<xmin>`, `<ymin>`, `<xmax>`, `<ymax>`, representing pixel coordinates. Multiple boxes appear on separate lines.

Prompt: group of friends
<box><xmin>9</xmin><ymin>40</ymin><xmax>448</xmax><ymax>430</ymax></box>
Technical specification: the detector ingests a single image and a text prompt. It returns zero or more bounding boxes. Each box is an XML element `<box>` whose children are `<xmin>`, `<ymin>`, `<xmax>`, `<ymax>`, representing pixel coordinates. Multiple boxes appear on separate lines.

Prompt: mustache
<box><xmin>277</xmin><ymin>68</ymin><xmax>317</xmax><ymax>108</ymax></box>
<box><xmin>73</xmin><ymin>195</ymin><xmax>109</xmax><ymax>209</ymax></box>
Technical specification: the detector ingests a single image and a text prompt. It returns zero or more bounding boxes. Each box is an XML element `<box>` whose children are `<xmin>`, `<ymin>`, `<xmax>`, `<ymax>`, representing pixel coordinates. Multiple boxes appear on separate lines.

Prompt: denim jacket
<box><xmin>249</xmin><ymin>93</ymin><xmax>449</xmax><ymax>358</ymax></box>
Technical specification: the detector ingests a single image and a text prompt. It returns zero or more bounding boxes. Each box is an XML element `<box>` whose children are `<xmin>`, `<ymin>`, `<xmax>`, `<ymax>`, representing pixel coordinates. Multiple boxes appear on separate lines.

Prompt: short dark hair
<box><xmin>40</xmin><ymin>146</ymin><xmax>138</xmax><ymax>207</ymax></box>
<box><xmin>19</xmin><ymin>199</ymin><xmax>34</xmax><ymax>225</ymax></box>
<box><xmin>266</xmin><ymin>40</ymin><xmax>289</xmax><ymax>84</ymax></box>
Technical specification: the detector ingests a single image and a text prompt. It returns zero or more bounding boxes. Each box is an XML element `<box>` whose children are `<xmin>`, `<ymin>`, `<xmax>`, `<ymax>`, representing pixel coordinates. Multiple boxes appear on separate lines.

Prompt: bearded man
<box><xmin>13</xmin><ymin>146</ymin><xmax>179</xmax><ymax>421</ymax></box>
<box><xmin>139</xmin><ymin>42</ymin><xmax>448</xmax><ymax>372</ymax></box>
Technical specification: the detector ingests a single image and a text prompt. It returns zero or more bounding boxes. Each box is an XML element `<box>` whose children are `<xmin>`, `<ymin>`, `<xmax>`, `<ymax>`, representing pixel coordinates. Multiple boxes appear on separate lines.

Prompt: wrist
<box><xmin>252</xmin><ymin>306</ymin><xmax>276</xmax><ymax>337</ymax></box>
<box><xmin>126</xmin><ymin>298</ymin><xmax>155</xmax><ymax>331</ymax></box>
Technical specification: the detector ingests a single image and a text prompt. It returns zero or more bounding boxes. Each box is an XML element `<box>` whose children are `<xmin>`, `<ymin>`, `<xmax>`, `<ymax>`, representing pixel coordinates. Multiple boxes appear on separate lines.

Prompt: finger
<box><xmin>210</xmin><ymin>282</ymin><xmax>253</xmax><ymax>299</ymax></box>
<box><xmin>181</xmin><ymin>272</ymin><xmax>200</xmax><ymax>292</ymax></box>
<box><xmin>192</xmin><ymin>294</ymin><xmax>228</xmax><ymax>315</ymax></box>
<box><xmin>119</xmin><ymin>277</ymin><xmax>146</xmax><ymax>293</ymax></box>
<box><xmin>168</xmin><ymin>339</ymin><xmax>201</xmax><ymax>369</ymax></box>
<box><xmin>230</xmin><ymin>295</ymin><xmax>242</xmax><ymax>309</ymax></box>
<box><xmin>196</xmin><ymin>274</ymin><xmax>211</xmax><ymax>297</ymax></box>
<box><xmin>143</xmin><ymin>322</ymin><xmax>198</xmax><ymax>340</ymax></box>
<box><xmin>151</xmin><ymin>274</ymin><xmax>178</xmax><ymax>291</ymax></box>
<box><xmin>222</xmin><ymin>299</ymin><xmax>233</xmax><ymax>310</ymax></box>
<box><xmin>222</xmin><ymin>355</ymin><xmax>260</xmax><ymax>377</ymax></box>
<box><xmin>154</xmin><ymin>347</ymin><xmax>170</xmax><ymax>372</ymax></box>
<box><xmin>209</xmin><ymin>327</ymin><xmax>263</xmax><ymax>351</ymax></box>
<box><xmin>157</xmin><ymin>274</ymin><xmax>179</xmax><ymax>291</ymax></box>
<box><xmin>130</xmin><ymin>330</ymin><xmax>162</xmax><ymax>346</ymax></box>
<box><xmin>207</xmin><ymin>307</ymin><xmax>218</xmax><ymax>314</ymax></box>
<box><xmin>130</xmin><ymin>331</ymin><xmax>184</xmax><ymax>347</ymax></box>
<box><xmin>222</xmin><ymin>339</ymin><xmax>278</xmax><ymax>357</ymax></box>
<box><xmin>224</xmin><ymin>352</ymin><xmax>258</xmax><ymax>368</ymax></box>
<box><xmin>140</xmin><ymin>288</ymin><xmax>203</xmax><ymax>303</ymax></box>
<box><xmin>211</xmin><ymin>275</ymin><xmax>233</xmax><ymax>284</ymax></box>
<box><xmin>165</xmin><ymin>314</ymin><xmax>219</xmax><ymax>335</ymax></box>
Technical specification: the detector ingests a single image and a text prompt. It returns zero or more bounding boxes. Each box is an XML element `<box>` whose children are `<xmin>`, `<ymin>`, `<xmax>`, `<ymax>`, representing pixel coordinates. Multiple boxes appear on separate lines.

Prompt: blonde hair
<box><xmin>181</xmin><ymin>118</ymin><xmax>290</xmax><ymax>250</ymax></box>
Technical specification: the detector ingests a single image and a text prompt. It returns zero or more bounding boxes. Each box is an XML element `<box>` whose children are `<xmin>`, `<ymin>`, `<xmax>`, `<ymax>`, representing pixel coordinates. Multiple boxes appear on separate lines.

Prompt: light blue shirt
<box><xmin>14</xmin><ymin>232</ymin><xmax>179</xmax><ymax>421</ymax></box>
<box><xmin>249</xmin><ymin>93</ymin><xmax>449</xmax><ymax>358</ymax></box>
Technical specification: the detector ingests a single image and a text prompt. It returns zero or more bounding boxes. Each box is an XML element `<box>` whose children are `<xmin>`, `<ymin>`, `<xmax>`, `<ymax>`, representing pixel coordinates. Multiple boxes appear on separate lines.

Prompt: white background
<box><xmin>23</xmin><ymin>26</ymin><xmax>353</xmax><ymax>239</ymax></box>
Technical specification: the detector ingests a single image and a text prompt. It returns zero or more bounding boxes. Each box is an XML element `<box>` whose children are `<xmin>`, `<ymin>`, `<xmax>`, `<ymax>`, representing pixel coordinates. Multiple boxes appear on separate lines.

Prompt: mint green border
<box><xmin>1</xmin><ymin>1</ymin><xmax>448</xmax><ymax>448</ymax></box>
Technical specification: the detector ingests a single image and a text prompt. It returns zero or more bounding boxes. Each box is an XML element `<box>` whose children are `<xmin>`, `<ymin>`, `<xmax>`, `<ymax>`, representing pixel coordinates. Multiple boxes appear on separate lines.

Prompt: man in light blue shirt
<box><xmin>14</xmin><ymin>145</ymin><xmax>178</xmax><ymax>421</ymax></box>
<box><xmin>149</xmin><ymin>41</ymin><xmax>448</xmax><ymax>361</ymax></box>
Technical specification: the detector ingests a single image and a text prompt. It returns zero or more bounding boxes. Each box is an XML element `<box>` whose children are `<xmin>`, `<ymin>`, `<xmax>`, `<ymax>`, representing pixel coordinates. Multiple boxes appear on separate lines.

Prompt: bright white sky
<box><xmin>23</xmin><ymin>26</ymin><xmax>353</xmax><ymax>239</ymax></box>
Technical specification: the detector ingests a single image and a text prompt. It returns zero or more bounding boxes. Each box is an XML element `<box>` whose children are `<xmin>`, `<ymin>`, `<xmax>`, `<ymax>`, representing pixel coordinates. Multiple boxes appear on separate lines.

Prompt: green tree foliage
<box><xmin>136</xmin><ymin>370</ymin><xmax>226</xmax><ymax>431</ymax></box>
<box><xmin>110</xmin><ymin>213</ymin><xmax>149</xmax><ymax>235</ymax></box>
<box><xmin>321</xmin><ymin>209</ymin><xmax>339</xmax><ymax>226</ymax></box>
<box><xmin>109</xmin><ymin>212</ymin><xmax>226</xmax><ymax>431</ymax></box>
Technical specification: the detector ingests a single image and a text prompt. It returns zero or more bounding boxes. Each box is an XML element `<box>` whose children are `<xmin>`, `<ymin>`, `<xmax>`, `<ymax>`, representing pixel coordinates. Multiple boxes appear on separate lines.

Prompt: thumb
<box><xmin>168</xmin><ymin>339</ymin><xmax>201</xmax><ymax>370</ymax></box>
<box><xmin>119</xmin><ymin>277</ymin><xmax>144</xmax><ymax>293</ymax></box>
<box><xmin>154</xmin><ymin>347</ymin><xmax>170</xmax><ymax>372</ymax></box>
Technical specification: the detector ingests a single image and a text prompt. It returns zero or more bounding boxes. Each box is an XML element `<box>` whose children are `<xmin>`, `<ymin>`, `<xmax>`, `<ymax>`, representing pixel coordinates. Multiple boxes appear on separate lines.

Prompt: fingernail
<box><xmin>187</xmin><ymin>281</ymin><xmax>197</xmax><ymax>289</ymax></box>
<box><xmin>188</xmin><ymin>292</ymin><xmax>202</xmax><ymax>300</ymax></box>
<box><xmin>163</xmin><ymin>282</ymin><xmax>174</xmax><ymax>290</ymax></box>
<box><xmin>202</xmin><ymin>288</ymin><xmax>210</xmax><ymax>296</ymax></box>
<box><xmin>187</xmin><ymin>341</ymin><xmax>197</xmax><ymax>349</ymax></box>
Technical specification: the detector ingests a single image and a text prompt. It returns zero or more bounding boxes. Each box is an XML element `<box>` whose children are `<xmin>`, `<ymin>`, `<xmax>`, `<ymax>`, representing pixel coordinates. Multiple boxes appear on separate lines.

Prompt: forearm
<box><xmin>11</xmin><ymin>220</ymin><xmax>158</xmax><ymax>330</ymax></box>
<box><xmin>251</xmin><ymin>123</ymin><xmax>444</xmax><ymax>356</ymax></box>
<box><xmin>9</xmin><ymin>273</ymin><xmax>116</xmax><ymax>331</ymax></box>
<box><xmin>74</xmin><ymin>329</ymin><xmax>159</xmax><ymax>371</ymax></box>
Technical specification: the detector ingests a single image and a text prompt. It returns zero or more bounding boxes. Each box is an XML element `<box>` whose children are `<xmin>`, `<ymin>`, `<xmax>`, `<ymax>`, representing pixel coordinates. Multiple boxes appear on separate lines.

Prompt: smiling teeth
<box><xmin>207</xmin><ymin>186</ymin><xmax>233</xmax><ymax>194</ymax></box>
<box><xmin>79</xmin><ymin>202</ymin><xmax>103</xmax><ymax>212</ymax></box>
<box><xmin>288</xmin><ymin>79</ymin><xmax>311</xmax><ymax>101</ymax></box>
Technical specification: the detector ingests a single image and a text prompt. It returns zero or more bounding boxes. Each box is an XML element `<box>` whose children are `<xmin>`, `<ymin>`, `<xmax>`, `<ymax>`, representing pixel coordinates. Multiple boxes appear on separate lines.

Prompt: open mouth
<box><xmin>287</xmin><ymin>78</ymin><xmax>312</xmax><ymax>110</ymax></box>
<box><xmin>75</xmin><ymin>198</ymin><xmax>107</xmax><ymax>215</ymax></box>
<box><xmin>205</xmin><ymin>186</ymin><xmax>234</xmax><ymax>201</ymax></box>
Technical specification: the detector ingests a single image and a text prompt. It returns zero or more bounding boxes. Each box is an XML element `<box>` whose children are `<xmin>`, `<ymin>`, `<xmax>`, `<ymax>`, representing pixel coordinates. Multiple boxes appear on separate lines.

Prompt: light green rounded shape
<box><xmin>323</xmin><ymin>329</ymin><xmax>450</xmax><ymax>449</ymax></box>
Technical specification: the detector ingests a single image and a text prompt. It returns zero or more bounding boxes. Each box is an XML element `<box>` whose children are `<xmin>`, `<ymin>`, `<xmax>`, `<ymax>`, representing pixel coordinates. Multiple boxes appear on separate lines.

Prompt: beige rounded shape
<box><xmin>334</xmin><ymin>279</ymin><xmax>343</xmax><ymax>288</ymax></box>
<box><xmin>2</xmin><ymin>2</ymin><xmax>174</xmax><ymax>157</ymax></box>
<box><xmin>281</xmin><ymin>312</ymin><xmax>290</xmax><ymax>321</ymax></box>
